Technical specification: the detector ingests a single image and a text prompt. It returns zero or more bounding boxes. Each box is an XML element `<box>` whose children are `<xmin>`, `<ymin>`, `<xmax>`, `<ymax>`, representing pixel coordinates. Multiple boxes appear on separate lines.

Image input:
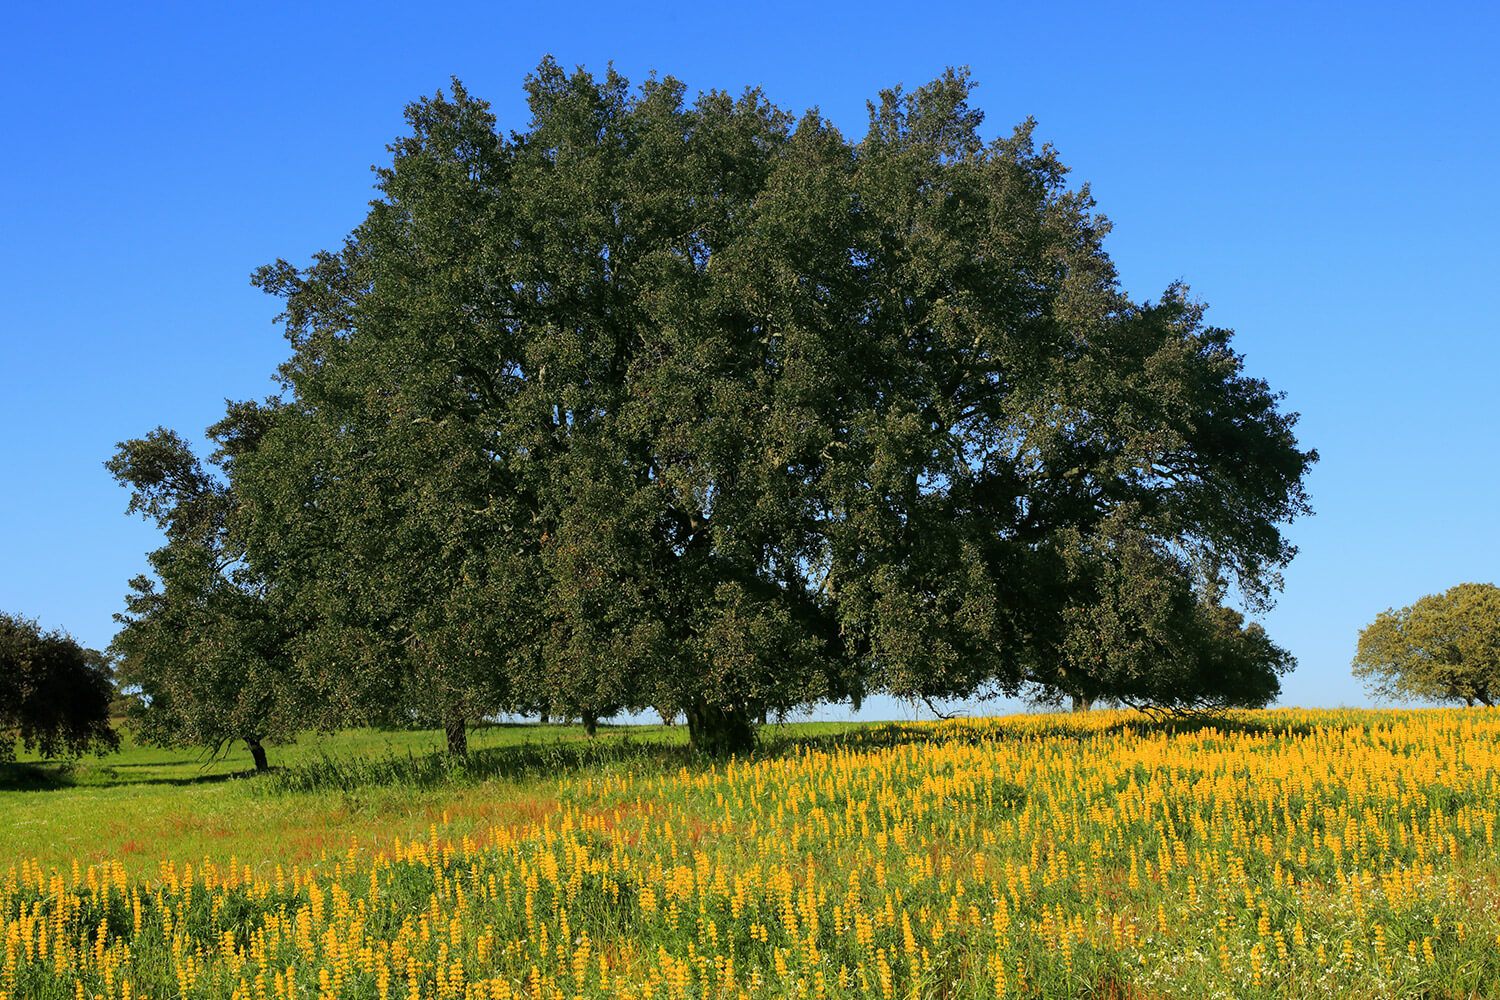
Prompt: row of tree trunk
<box><xmin>240</xmin><ymin>700</ymin><xmax>771</xmax><ymax>770</ymax></box>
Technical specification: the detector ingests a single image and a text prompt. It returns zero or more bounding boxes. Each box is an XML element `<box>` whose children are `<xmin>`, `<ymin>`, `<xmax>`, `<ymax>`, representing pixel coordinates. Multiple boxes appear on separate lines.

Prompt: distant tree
<box><xmin>229</xmin><ymin>64</ymin><xmax>1312</xmax><ymax>753</ymax></box>
<box><xmin>1353</xmin><ymin>583</ymin><xmax>1500</xmax><ymax>707</ymax></box>
<box><xmin>107</xmin><ymin>419</ymin><xmax>300</xmax><ymax>771</ymax></box>
<box><xmin>0</xmin><ymin>613</ymin><xmax>118</xmax><ymax>762</ymax></box>
<box><xmin>108</xmin><ymin>680</ymin><xmax>138</xmax><ymax>721</ymax></box>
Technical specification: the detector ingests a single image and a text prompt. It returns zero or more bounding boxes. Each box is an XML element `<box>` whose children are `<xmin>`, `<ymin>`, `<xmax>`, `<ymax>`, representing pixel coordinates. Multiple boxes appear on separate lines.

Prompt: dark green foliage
<box><xmin>218</xmin><ymin>63</ymin><xmax>1312</xmax><ymax>752</ymax></box>
<box><xmin>260</xmin><ymin>733</ymin><xmax>687</xmax><ymax>796</ymax></box>
<box><xmin>1353</xmin><ymin>583</ymin><xmax>1500</xmax><ymax>706</ymax></box>
<box><xmin>107</xmin><ymin>423</ymin><xmax>299</xmax><ymax>770</ymax></box>
<box><xmin>1026</xmin><ymin>529</ymin><xmax>1293</xmax><ymax>713</ymax></box>
<box><xmin>0</xmin><ymin>613</ymin><xmax>118</xmax><ymax>762</ymax></box>
<box><xmin>237</xmin><ymin>88</ymin><xmax>540</xmax><ymax>751</ymax></box>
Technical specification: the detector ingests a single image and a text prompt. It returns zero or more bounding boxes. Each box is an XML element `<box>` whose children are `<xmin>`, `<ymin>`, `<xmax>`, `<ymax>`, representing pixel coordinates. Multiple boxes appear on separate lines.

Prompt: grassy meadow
<box><xmin>3</xmin><ymin>709</ymin><xmax>1499</xmax><ymax>999</ymax></box>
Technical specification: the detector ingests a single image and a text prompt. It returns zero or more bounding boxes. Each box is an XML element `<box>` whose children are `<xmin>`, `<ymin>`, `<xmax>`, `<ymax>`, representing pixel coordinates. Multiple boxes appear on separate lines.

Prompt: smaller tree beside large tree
<box><xmin>0</xmin><ymin>613</ymin><xmax>118</xmax><ymax>762</ymax></box>
<box><xmin>107</xmin><ymin>419</ymin><xmax>301</xmax><ymax>771</ymax></box>
<box><xmin>1353</xmin><ymin>583</ymin><xmax>1500</xmax><ymax>707</ymax></box>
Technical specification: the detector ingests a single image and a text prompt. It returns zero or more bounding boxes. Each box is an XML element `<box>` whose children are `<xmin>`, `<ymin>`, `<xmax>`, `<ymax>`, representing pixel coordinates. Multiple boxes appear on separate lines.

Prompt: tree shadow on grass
<box><xmin>0</xmin><ymin>759</ymin><xmax>260</xmax><ymax>792</ymax></box>
<box><xmin>997</xmin><ymin>712</ymin><xmax>1369</xmax><ymax>743</ymax></box>
<box><xmin>261</xmin><ymin>732</ymin><xmax>699</xmax><ymax>795</ymax></box>
<box><xmin>6</xmin><ymin>712</ymin><xmax>1384</xmax><ymax>796</ymax></box>
<box><xmin>758</xmin><ymin>711</ymin><xmax>1366</xmax><ymax>757</ymax></box>
<box><xmin>264</xmin><ymin>721</ymin><xmax>973</xmax><ymax>796</ymax></box>
<box><xmin>0</xmin><ymin>762</ymin><xmax>73</xmax><ymax>791</ymax></box>
<box><xmin>262</xmin><ymin>717</ymin><xmax>1212</xmax><ymax>796</ymax></box>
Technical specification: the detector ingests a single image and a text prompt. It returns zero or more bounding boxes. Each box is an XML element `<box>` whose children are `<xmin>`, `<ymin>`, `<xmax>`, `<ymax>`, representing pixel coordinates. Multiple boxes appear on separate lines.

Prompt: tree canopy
<box><xmin>107</xmin><ymin>421</ymin><xmax>300</xmax><ymax>770</ymax></box>
<box><xmin>1353</xmin><ymin>583</ymin><xmax>1500</xmax><ymax>707</ymax></box>
<box><xmin>0</xmin><ymin>613</ymin><xmax>118</xmax><ymax>762</ymax></box>
<box><xmin>128</xmin><ymin>62</ymin><xmax>1314</xmax><ymax>754</ymax></box>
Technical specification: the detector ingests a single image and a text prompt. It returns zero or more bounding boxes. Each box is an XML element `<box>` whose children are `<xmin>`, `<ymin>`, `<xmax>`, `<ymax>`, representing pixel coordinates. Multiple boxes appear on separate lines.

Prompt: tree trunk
<box><xmin>1071</xmin><ymin>695</ymin><xmax>1094</xmax><ymax>713</ymax></box>
<box><xmin>540</xmin><ymin>710</ymin><xmax>550</xmax><ymax>725</ymax></box>
<box><xmin>583</xmin><ymin>713</ymin><xmax>598</xmax><ymax>738</ymax></box>
<box><xmin>685</xmin><ymin>700</ymin><xmax>755</xmax><ymax>756</ymax></box>
<box><xmin>245</xmin><ymin>737</ymin><xmax>269</xmax><ymax>773</ymax></box>
<box><xmin>445</xmin><ymin>713</ymin><xmax>468</xmax><ymax>757</ymax></box>
<box><xmin>1478</xmin><ymin>691</ymin><xmax>1494</xmax><ymax>708</ymax></box>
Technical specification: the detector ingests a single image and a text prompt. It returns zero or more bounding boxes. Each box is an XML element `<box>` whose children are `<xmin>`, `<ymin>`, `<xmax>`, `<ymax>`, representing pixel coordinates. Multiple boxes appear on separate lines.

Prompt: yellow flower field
<box><xmin>4</xmin><ymin>709</ymin><xmax>1499</xmax><ymax>999</ymax></box>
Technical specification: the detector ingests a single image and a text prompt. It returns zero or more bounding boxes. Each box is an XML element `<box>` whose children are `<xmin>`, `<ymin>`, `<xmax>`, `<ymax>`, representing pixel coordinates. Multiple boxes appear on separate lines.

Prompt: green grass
<box><xmin>5</xmin><ymin>720</ymin><xmax>674</xmax><ymax>786</ymax></box>
<box><xmin>0</xmin><ymin>719</ymin><xmax>865</xmax><ymax>869</ymax></box>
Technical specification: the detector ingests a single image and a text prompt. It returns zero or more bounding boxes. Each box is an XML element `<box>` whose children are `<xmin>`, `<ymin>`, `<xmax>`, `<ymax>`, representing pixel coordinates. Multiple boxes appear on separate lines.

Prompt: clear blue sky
<box><xmin>3</xmin><ymin>1</ymin><xmax>1496</xmax><ymax>717</ymax></box>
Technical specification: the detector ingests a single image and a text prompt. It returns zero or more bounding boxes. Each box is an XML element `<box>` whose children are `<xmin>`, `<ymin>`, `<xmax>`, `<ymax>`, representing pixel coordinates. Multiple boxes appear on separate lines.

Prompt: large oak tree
<box><xmin>232</xmin><ymin>63</ymin><xmax>1313</xmax><ymax>753</ymax></box>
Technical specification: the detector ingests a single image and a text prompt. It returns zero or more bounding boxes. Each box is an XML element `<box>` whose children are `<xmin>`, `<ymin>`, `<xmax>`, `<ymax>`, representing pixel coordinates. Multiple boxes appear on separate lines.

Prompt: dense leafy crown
<box><xmin>107</xmin><ymin>423</ymin><xmax>301</xmax><ymax>763</ymax></box>
<box><xmin>1353</xmin><ymin>583</ymin><xmax>1500</xmax><ymax>707</ymax></box>
<box><xmin>204</xmin><ymin>63</ymin><xmax>1312</xmax><ymax>751</ymax></box>
<box><xmin>0</xmin><ymin>613</ymin><xmax>118</xmax><ymax>762</ymax></box>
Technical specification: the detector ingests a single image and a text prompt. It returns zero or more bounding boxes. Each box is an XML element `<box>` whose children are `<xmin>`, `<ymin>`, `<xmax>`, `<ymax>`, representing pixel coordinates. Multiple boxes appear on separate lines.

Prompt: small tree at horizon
<box><xmin>1353</xmin><ymin>583</ymin><xmax>1500</xmax><ymax>707</ymax></box>
<box><xmin>0</xmin><ymin>612</ymin><xmax>118</xmax><ymax>762</ymax></box>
